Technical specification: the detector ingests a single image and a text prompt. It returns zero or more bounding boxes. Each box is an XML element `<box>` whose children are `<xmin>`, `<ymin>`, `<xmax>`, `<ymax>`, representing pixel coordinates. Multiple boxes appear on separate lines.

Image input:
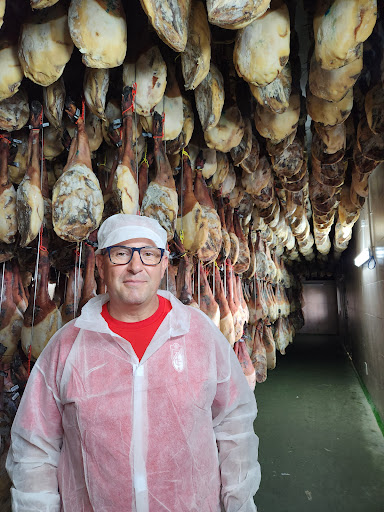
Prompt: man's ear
<box><xmin>95</xmin><ymin>254</ymin><xmax>105</xmax><ymax>281</ymax></box>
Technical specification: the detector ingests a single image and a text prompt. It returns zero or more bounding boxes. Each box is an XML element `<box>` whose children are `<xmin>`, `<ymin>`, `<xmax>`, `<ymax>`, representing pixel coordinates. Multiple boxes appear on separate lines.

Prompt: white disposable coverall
<box><xmin>7</xmin><ymin>290</ymin><xmax>261</xmax><ymax>512</ymax></box>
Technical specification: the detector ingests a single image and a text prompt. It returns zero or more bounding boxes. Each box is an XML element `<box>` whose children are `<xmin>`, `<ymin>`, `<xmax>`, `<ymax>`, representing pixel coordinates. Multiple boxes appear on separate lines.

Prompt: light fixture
<box><xmin>354</xmin><ymin>247</ymin><xmax>371</xmax><ymax>267</ymax></box>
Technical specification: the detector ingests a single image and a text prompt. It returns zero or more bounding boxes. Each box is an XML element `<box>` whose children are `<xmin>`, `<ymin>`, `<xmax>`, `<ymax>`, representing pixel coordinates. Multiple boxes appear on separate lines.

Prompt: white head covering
<box><xmin>95</xmin><ymin>214</ymin><xmax>168</xmax><ymax>254</ymax></box>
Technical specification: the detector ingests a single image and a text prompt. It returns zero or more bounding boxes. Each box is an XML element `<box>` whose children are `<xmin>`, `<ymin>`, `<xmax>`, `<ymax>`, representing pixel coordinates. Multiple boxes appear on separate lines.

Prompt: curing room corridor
<box><xmin>254</xmin><ymin>334</ymin><xmax>384</xmax><ymax>512</ymax></box>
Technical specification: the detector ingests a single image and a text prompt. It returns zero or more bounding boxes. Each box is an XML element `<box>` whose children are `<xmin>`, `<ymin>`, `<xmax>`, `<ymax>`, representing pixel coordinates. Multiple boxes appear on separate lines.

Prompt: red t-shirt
<box><xmin>101</xmin><ymin>295</ymin><xmax>172</xmax><ymax>360</ymax></box>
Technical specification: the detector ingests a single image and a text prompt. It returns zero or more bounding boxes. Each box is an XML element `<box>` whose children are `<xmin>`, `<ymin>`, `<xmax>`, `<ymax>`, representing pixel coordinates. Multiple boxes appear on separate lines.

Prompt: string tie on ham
<box><xmin>75</xmin><ymin>98</ymin><xmax>86</xmax><ymax>125</ymax></box>
<box><xmin>140</xmin><ymin>143</ymin><xmax>149</xmax><ymax>167</ymax></box>
<box><xmin>0</xmin><ymin>134</ymin><xmax>11</xmax><ymax>144</ymax></box>
<box><xmin>122</xmin><ymin>82</ymin><xmax>137</xmax><ymax>117</ymax></box>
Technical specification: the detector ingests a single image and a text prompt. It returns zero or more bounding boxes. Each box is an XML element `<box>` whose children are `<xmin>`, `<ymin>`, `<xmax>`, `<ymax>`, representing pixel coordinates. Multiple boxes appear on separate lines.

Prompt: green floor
<box><xmin>253</xmin><ymin>334</ymin><xmax>384</xmax><ymax>512</ymax></box>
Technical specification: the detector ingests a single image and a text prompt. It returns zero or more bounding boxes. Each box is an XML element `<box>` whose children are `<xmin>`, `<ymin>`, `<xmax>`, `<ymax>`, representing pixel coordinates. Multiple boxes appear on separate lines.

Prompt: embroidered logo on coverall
<box><xmin>170</xmin><ymin>343</ymin><xmax>184</xmax><ymax>372</ymax></box>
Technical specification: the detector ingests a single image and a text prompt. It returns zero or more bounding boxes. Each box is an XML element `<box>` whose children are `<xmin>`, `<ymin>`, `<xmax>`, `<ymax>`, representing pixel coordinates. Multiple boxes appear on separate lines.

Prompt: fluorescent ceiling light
<box><xmin>354</xmin><ymin>248</ymin><xmax>371</xmax><ymax>267</ymax></box>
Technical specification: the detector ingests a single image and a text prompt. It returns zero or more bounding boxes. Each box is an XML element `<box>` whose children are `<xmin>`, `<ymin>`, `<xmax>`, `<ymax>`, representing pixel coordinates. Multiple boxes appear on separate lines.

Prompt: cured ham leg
<box><xmin>226</xmin><ymin>261</ymin><xmax>243</xmax><ymax>341</ymax></box>
<box><xmin>237</xmin><ymin>275</ymin><xmax>249</xmax><ymax>325</ymax></box>
<box><xmin>60</xmin><ymin>266</ymin><xmax>83</xmax><ymax>326</ymax></box>
<box><xmin>113</xmin><ymin>86</ymin><xmax>139</xmax><ymax>215</ymax></box>
<box><xmin>256</xmin><ymin>279</ymin><xmax>268</xmax><ymax>321</ymax></box>
<box><xmin>123</xmin><ymin>43</ymin><xmax>167</xmax><ymax>117</ymax></box>
<box><xmin>52</xmin><ymin>98</ymin><xmax>104</xmax><ymax>242</ymax></box>
<box><xmin>194</xmin><ymin>156</ymin><xmax>222</xmax><ymax>262</ymax></box>
<box><xmin>225</xmin><ymin>204</ymin><xmax>240</xmax><ymax>265</ymax></box>
<box><xmin>21</xmin><ymin>228</ymin><xmax>62</xmax><ymax>361</ymax></box>
<box><xmin>11</xmin><ymin>259</ymin><xmax>28</xmax><ymax>314</ymax></box>
<box><xmin>0</xmin><ymin>134</ymin><xmax>17</xmax><ymax>244</ymax></box>
<box><xmin>194</xmin><ymin>262</ymin><xmax>220</xmax><ymax>328</ymax></box>
<box><xmin>0</xmin><ymin>261</ymin><xmax>23</xmax><ymax>363</ymax></box>
<box><xmin>16</xmin><ymin>101</ymin><xmax>44</xmax><ymax>247</ymax></box>
<box><xmin>262</xmin><ymin>321</ymin><xmax>276</xmax><ymax>370</ymax></box>
<box><xmin>77</xmin><ymin>236</ymin><xmax>97</xmax><ymax>314</ymax></box>
<box><xmin>233</xmin><ymin>274</ymin><xmax>246</xmax><ymax>337</ymax></box>
<box><xmin>234</xmin><ymin>340</ymin><xmax>256</xmax><ymax>391</ymax></box>
<box><xmin>43</xmin><ymin>78</ymin><xmax>65</xmax><ymax>129</ymax></box>
<box><xmin>251</xmin><ymin>322</ymin><xmax>267</xmax><ymax>383</ymax></box>
<box><xmin>176</xmin><ymin>151</ymin><xmax>208</xmax><ymax>254</ymax></box>
<box><xmin>216</xmin><ymin>195</ymin><xmax>231</xmax><ymax>263</ymax></box>
<box><xmin>214</xmin><ymin>265</ymin><xmax>235</xmax><ymax>346</ymax></box>
<box><xmin>171</xmin><ymin>232</ymin><xmax>199</xmax><ymax>309</ymax></box>
<box><xmin>140</xmin><ymin>0</ymin><xmax>191</xmax><ymax>52</ymax></box>
<box><xmin>233</xmin><ymin>210</ymin><xmax>250</xmax><ymax>273</ymax></box>
<box><xmin>84</xmin><ymin>68</ymin><xmax>109</xmax><ymax>121</ymax></box>
<box><xmin>246</xmin><ymin>279</ymin><xmax>257</xmax><ymax>326</ymax></box>
<box><xmin>68</xmin><ymin>0</ymin><xmax>127</xmax><ymax>68</ymax></box>
<box><xmin>141</xmin><ymin>112</ymin><xmax>178</xmax><ymax>241</ymax></box>
<box><xmin>138</xmin><ymin>149</ymin><xmax>153</xmax><ymax>207</ymax></box>
<box><xmin>244</xmin><ymin>228</ymin><xmax>256</xmax><ymax>278</ymax></box>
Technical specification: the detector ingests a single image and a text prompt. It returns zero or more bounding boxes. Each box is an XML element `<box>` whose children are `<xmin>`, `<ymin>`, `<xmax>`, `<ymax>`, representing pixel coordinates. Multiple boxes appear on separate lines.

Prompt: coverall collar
<box><xmin>75</xmin><ymin>291</ymin><xmax>191</xmax><ymax>363</ymax></box>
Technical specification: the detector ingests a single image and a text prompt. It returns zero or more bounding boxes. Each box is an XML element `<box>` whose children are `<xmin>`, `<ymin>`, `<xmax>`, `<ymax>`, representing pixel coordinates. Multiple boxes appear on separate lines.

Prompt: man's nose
<box><xmin>127</xmin><ymin>250</ymin><xmax>143</xmax><ymax>272</ymax></box>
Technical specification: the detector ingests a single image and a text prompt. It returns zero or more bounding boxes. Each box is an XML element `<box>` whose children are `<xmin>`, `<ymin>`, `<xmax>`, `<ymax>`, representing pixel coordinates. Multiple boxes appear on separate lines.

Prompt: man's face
<box><xmin>96</xmin><ymin>238</ymin><xmax>168</xmax><ymax>310</ymax></box>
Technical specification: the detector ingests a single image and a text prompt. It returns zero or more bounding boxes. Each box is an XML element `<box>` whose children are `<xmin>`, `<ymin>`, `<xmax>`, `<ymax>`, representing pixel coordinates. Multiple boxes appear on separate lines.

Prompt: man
<box><xmin>7</xmin><ymin>214</ymin><xmax>261</xmax><ymax>511</ymax></box>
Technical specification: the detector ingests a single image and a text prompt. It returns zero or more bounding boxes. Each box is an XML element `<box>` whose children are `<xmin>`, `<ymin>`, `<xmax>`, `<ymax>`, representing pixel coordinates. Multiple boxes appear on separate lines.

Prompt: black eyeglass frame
<box><xmin>103</xmin><ymin>245</ymin><xmax>165</xmax><ymax>266</ymax></box>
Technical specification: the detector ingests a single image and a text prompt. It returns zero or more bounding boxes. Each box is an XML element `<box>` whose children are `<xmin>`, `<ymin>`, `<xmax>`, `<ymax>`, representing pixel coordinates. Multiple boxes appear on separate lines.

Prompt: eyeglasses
<box><xmin>104</xmin><ymin>246</ymin><xmax>165</xmax><ymax>266</ymax></box>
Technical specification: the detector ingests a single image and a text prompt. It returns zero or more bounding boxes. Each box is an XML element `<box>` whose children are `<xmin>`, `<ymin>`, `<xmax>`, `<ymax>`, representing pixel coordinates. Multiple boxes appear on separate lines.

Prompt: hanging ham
<box><xmin>172</xmin><ymin>232</ymin><xmax>199</xmax><ymax>308</ymax></box>
<box><xmin>226</xmin><ymin>261</ymin><xmax>243</xmax><ymax>341</ymax></box>
<box><xmin>207</xmin><ymin>0</ymin><xmax>270</xmax><ymax>29</ymax></box>
<box><xmin>141</xmin><ymin>112</ymin><xmax>178</xmax><ymax>241</ymax></box>
<box><xmin>18</xmin><ymin>4</ymin><xmax>73</xmax><ymax>86</ymax></box>
<box><xmin>195</xmin><ymin>262</ymin><xmax>220</xmax><ymax>328</ymax></box>
<box><xmin>181</xmin><ymin>1</ymin><xmax>211</xmax><ymax>90</ymax></box>
<box><xmin>31</xmin><ymin>0</ymin><xmax>60</xmax><ymax>7</ymax></box>
<box><xmin>306</xmin><ymin>88</ymin><xmax>353</xmax><ymax>127</ymax></box>
<box><xmin>69</xmin><ymin>0</ymin><xmax>127</xmax><ymax>68</ymax></box>
<box><xmin>250</xmin><ymin>62</ymin><xmax>292</xmax><ymax>114</ymax></box>
<box><xmin>225</xmin><ymin>204</ymin><xmax>240</xmax><ymax>265</ymax></box>
<box><xmin>204</xmin><ymin>104</ymin><xmax>245</xmax><ymax>153</ymax></box>
<box><xmin>52</xmin><ymin>99</ymin><xmax>104</xmax><ymax>242</ymax></box>
<box><xmin>234</xmin><ymin>340</ymin><xmax>256</xmax><ymax>390</ymax></box>
<box><xmin>216</xmin><ymin>195</ymin><xmax>231</xmax><ymax>262</ymax></box>
<box><xmin>255</xmin><ymin>92</ymin><xmax>300</xmax><ymax>142</ymax></box>
<box><xmin>234</xmin><ymin>0</ymin><xmax>290</xmax><ymax>86</ymax></box>
<box><xmin>309</xmin><ymin>50</ymin><xmax>362</xmax><ymax>103</ymax></box>
<box><xmin>84</xmin><ymin>68</ymin><xmax>109</xmax><ymax>122</ymax></box>
<box><xmin>251</xmin><ymin>321</ymin><xmax>267</xmax><ymax>382</ymax></box>
<box><xmin>194</xmin><ymin>163</ymin><xmax>222</xmax><ymax>262</ymax></box>
<box><xmin>60</xmin><ymin>266</ymin><xmax>83</xmax><ymax>325</ymax></box>
<box><xmin>214</xmin><ymin>264</ymin><xmax>235</xmax><ymax>346</ymax></box>
<box><xmin>314</xmin><ymin>0</ymin><xmax>377</xmax><ymax>70</ymax></box>
<box><xmin>77</xmin><ymin>238</ymin><xmax>97</xmax><ymax>314</ymax></box>
<box><xmin>0</xmin><ymin>1</ymin><xmax>4</xmax><ymax>29</ymax></box>
<box><xmin>262</xmin><ymin>320</ymin><xmax>276</xmax><ymax>369</ymax></box>
<box><xmin>112</xmin><ymin>86</ymin><xmax>140</xmax><ymax>215</ymax></box>
<box><xmin>16</xmin><ymin>101</ymin><xmax>44</xmax><ymax>247</ymax></box>
<box><xmin>140</xmin><ymin>0</ymin><xmax>191</xmax><ymax>52</ymax></box>
<box><xmin>0</xmin><ymin>38</ymin><xmax>23</xmax><ymax>102</ymax></box>
<box><xmin>176</xmin><ymin>151</ymin><xmax>208</xmax><ymax>254</ymax></box>
<box><xmin>43</xmin><ymin>78</ymin><xmax>65</xmax><ymax>130</ymax></box>
<box><xmin>233</xmin><ymin>210</ymin><xmax>250</xmax><ymax>273</ymax></box>
<box><xmin>0</xmin><ymin>89</ymin><xmax>29</xmax><ymax>132</ymax></box>
<box><xmin>0</xmin><ymin>261</ymin><xmax>23</xmax><ymax>363</ymax></box>
<box><xmin>123</xmin><ymin>44</ymin><xmax>167</xmax><ymax>117</ymax></box>
<box><xmin>194</xmin><ymin>63</ymin><xmax>225</xmax><ymax>132</ymax></box>
<box><xmin>0</xmin><ymin>134</ymin><xmax>17</xmax><ymax>244</ymax></box>
<box><xmin>21</xmin><ymin>228</ymin><xmax>62</xmax><ymax>361</ymax></box>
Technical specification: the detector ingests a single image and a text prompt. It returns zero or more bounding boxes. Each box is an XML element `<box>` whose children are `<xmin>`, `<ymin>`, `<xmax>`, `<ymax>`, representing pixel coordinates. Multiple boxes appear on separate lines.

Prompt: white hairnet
<box><xmin>95</xmin><ymin>214</ymin><xmax>168</xmax><ymax>254</ymax></box>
